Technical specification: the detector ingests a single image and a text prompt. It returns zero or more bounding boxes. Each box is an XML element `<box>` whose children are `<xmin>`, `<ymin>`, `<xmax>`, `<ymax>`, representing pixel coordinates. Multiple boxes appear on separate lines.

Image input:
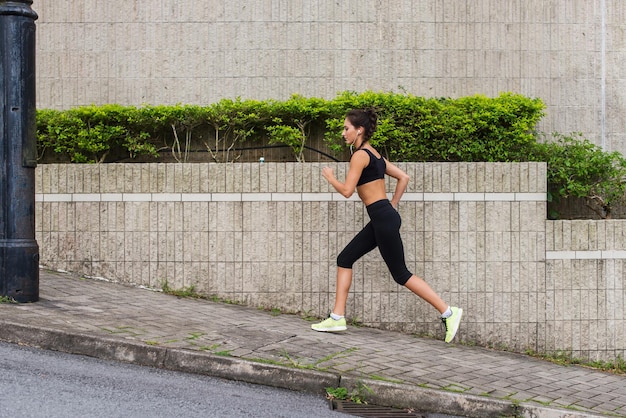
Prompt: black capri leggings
<box><xmin>336</xmin><ymin>199</ymin><xmax>413</xmax><ymax>285</ymax></box>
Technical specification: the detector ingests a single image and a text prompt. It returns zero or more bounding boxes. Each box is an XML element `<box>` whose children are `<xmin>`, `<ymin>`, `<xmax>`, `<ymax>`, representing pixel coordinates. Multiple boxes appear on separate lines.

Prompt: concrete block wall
<box><xmin>34</xmin><ymin>1</ymin><xmax>626</xmax><ymax>157</ymax></box>
<box><xmin>545</xmin><ymin>221</ymin><xmax>626</xmax><ymax>361</ymax></box>
<box><xmin>39</xmin><ymin>162</ymin><xmax>626</xmax><ymax>360</ymax></box>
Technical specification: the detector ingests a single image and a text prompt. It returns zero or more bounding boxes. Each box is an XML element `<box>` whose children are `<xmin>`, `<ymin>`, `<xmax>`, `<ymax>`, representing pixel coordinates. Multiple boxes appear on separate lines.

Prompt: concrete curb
<box><xmin>0</xmin><ymin>320</ymin><xmax>338</xmax><ymax>395</ymax></box>
<box><xmin>0</xmin><ymin>320</ymin><xmax>605</xmax><ymax>418</ymax></box>
<box><xmin>161</xmin><ymin>347</ymin><xmax>340</xmax><ymax>394</ymax></box>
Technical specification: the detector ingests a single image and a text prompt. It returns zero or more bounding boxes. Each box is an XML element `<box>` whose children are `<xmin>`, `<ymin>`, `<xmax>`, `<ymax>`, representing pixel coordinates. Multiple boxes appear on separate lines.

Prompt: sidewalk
<box><xmin>1</xmin><ymin>270</ymin><xmax>624</xmax><ymax>418</ymax></box>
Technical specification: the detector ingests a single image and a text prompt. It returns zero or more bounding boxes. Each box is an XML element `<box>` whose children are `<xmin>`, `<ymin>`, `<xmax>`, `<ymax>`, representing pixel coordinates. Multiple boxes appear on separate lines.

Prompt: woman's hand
<box><xmin>322</xmin><ymin>166</ymin><xmax>335</xmax><ymax>183</ymax></box>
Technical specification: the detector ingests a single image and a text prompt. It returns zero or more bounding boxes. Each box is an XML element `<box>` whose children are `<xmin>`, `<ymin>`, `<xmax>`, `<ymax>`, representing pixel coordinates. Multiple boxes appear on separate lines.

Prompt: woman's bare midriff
<box><xmin>357</xmin><ymin>179</ymin><xmax>387</xmax><ymax>206</ymax></box>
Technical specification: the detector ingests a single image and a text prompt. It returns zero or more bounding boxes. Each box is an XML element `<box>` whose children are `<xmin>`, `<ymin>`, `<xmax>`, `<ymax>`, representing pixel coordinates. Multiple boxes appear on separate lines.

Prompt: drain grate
<box><xmin>331</xmin><ymin>400</ymin><xmax>426</xmax><ymax>417</ymax></box>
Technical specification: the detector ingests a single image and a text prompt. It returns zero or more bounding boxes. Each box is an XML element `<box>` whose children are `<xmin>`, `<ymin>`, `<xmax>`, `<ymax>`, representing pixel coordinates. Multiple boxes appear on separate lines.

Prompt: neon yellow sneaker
<box><xmin>442</xmin><ymin>307</ymin><xmax>463</xmax><ymax>343</ymax></box>
<box><xmin>311</xmin><ymin>316</ymin><xmax>347</xmax><ymax>332</ymax></box>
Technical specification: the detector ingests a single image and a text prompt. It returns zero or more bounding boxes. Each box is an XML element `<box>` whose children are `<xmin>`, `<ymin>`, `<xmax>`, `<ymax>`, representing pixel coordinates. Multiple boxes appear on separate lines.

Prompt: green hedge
<box><xmin>323</xmin><ymin>91</ymin><xmax>545</xmax><ymax>162</ymax></box>
<box><xmin>35</xmin><ymin>91</ymin><xmax>626</xmax><ymax>217</ymax></box>
<box><xmin>36</xmin><ymin>91</ymin><xmax>544</xmax><ymax>164</ymax></box>
<box><xmin>528</xmin><ymin>133</ymin><xmax>626</xmax><ymax>218</ymax></box>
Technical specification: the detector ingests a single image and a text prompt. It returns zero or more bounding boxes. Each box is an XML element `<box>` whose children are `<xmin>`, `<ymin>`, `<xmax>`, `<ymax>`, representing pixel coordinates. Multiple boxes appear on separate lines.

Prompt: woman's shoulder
<box><xmin>360</xmin><ymin>146</ymin><xmax>382</xmax><ymax>159</ymax></box>
<box><xmin>349</xmin><ymin>148</ymin><xmax>371</xmax><ymax>165</ymax></box>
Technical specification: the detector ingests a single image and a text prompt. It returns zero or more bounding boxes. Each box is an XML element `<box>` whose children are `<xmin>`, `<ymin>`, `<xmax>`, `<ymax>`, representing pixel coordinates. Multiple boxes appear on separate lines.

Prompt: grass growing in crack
<box><xmin>194</xmin><ymin>343</ymin><xmax>231</xmax><ymax>355</ymax></box>
<box><xmin>159</xmin><ymin>279</ymin><xmax>246</xmax><ymax>306</ymax></box>
<box><xmin>160</xmin><ymin>281</ymin><xmax>200</xmax><ymax>298</ymax></box>
<box><xmin>326</xmin><ymin>380</ymin><xmax>373</xmax><ymax>404</ymax></box>
<box><xmin>280</xmin><ymin>350</ymin><xmax>313</xmax><ymax>369</ymax></box>
<box><xmin>209</xmin><ymin>295</ymin><xmax>243</xmax><ymax>305</ymax></box>
<box><xmin>503</xmin><ymin>392</ymin><xmax>520</xmax><ymax>401</ymax></box>
<box><xmin>587</xmin><ymin>354</ymin><xmax>626</xmax><ymax>374</ymax></box>
<box><xmin>525</xmin><ymin>349</ymin><xmax>626</xmax><ymax>375</ymax></box>
<box><xmin>528</xmin><ymin>399</ymin><xmax>553</xmax><ymax>407</ymax></box>
<box><xmin>326</xmin><ymin>386</ymin><xmax>350</xmax><ymax>401</ymax></box>
<box><xmin>315</xmin><ymin>347</ymin><xmax>359</xmax><ymax>365</ymax></box>
<box><xmin>0</xmin><ymin>295</ymin><xmax>16</xmax><ymax>304</ymax></box>
<box><xmin>348</xmin><ymin>316</ymin><xmax>363</xmax><ymax>327</ymax></box>
<box><xmin>269</xmin><ymin>308</ymin><xmax>281</xmax><ymax>316</ymax></box>
<box><xmin>442</xmin><ymin>383</ymin><xmax>470</xmax><ymax>393</ymax></box>
<box><xmin>198</xmin><ymin>343</ymin><xmax>222</xmax><ymax>351</ymax></box>
<box><xmin>244</xmin><ymin>356</ymin><xmax>295</xmax><ymax>368</ymax></box>
<box><xmin>257</xmin><ymin>306</ymin><xmax>282</xmax><ymax>316</ymax></box>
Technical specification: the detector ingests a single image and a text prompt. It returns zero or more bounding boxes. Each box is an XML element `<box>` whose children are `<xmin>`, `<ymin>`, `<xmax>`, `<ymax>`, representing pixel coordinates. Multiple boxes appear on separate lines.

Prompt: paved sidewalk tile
<box><xmin>0</xmin><ymin>270</ymin><xmax>625</xmax><ymax>417</ymax></box>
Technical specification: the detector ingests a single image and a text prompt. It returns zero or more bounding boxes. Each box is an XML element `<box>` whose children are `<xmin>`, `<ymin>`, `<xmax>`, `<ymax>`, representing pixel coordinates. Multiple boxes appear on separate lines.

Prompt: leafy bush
<box><xmin>37</xmin><ymin>91</ymin><xmax>545</xmax><ymax>164</ymax></box>
<box><xmin>322</xmin><ymin>91</ymin><xmax>545</xmax><ymax>162</ymax></box>
<box><xmin>204</xmin><ymin>98</ymin><xmax>272</xmax><ymax>162</ymax></box>
<box><xmin>37</xmin><ymin>105</ymin><xmax>157</xmax><ymax>163</ymax></box>
<box><xmin>266</xmin><ymin>94</ymin><xmax>331</xmax><ymax>162</ymax></box>
<box><xmin>529</xmin><ymin>133</ymin><xmax>626</xmax><ymax>219</ymax></box>
<box><xmin>137</xmin><ymin>104</ymin><xmax>208</xmax><ymax>163</ymax></box>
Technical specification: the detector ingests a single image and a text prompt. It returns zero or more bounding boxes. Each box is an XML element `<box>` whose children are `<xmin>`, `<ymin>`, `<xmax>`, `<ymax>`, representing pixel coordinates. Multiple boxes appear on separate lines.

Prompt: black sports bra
<box><xmin>357</xmin><ymin>148</ymin><xmax>386</xmax><ymax>186</ymax></box>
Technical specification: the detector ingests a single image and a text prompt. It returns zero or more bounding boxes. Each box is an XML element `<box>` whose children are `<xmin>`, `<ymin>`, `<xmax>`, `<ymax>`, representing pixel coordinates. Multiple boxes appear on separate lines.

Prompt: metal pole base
<box><xmin>0</xmin><ymin>239</ymin><xmax>39</xmax><ymax>302</ymax></box>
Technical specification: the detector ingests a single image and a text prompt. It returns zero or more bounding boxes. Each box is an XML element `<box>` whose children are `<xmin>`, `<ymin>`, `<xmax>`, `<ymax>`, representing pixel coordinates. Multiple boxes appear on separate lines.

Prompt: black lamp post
<box><xmin>0</xmin><ymin>0</ymin><xmax>39</xmax><ymax>302</ymax></box>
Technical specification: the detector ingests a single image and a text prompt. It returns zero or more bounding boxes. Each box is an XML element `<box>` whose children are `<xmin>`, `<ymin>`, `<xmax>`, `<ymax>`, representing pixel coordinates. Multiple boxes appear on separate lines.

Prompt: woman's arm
<box><xmin>385</xmin><ymin>160</ymin><xmax>410</xmax><ymax>208</ymax></box>
<box><xmin>322</xmin><ymin>151</ymin><xmax>368</xmax><ymax>198</ymax></box>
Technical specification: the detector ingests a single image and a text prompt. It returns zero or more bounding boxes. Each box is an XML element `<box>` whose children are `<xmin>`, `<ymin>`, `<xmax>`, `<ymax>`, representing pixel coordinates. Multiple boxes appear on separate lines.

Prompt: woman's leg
<box><xmin>370</xmin><ymin>203</ymin><xmax>448</xmax><ymax>314</ymax></box>
<box><xmin>404</xmin><ymin>275</ymin><xmax>448</xmax><ymax>314</ymax></box>
<box><xmin>405</xmin><ymin>274</ymin><xmax>463</xmax><ymax>343</ymax></box>
<box><xmin>311</xmin><ymin>267</ymin><xmax>354</xmax><ymax>332</ymax></box>
<box><xmin>332</xmin><ymin>222</ymin><xmax>377</xmax><ymax>315</ymax></box>
<box><xmin>331</xmin><ymin>267</ymin><xmax>352</xmax><ymax>316</ymax></box>
<box><xmin>312</xmin><ymin>224</ymin><xmax>377</xmax><ymax>331</ymax></box>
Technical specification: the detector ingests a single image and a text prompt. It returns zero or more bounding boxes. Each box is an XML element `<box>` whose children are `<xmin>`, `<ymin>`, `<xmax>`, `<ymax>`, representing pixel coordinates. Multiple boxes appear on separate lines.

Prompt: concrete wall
<box><xmin>34</xmin><ymin>163</ymin><xmax>626</xmax><ymax>362</ymax></box>
<box><xmin>545</xmin><ymin>221</ymin><xmax>626</xmax><ymax>361</ymax></box>
<box><xmin>34</xmin><ymin>1</ymin><xmax>626</xmax><ymax>156</ymax></box>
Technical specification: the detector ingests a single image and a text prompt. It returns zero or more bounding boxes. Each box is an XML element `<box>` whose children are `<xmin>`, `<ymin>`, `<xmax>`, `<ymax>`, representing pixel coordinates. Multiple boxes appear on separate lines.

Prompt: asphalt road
<box><xmin>0</xmin><ymin>341</ymin><xmax>347</xmax><ymax>418</ymax></box>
